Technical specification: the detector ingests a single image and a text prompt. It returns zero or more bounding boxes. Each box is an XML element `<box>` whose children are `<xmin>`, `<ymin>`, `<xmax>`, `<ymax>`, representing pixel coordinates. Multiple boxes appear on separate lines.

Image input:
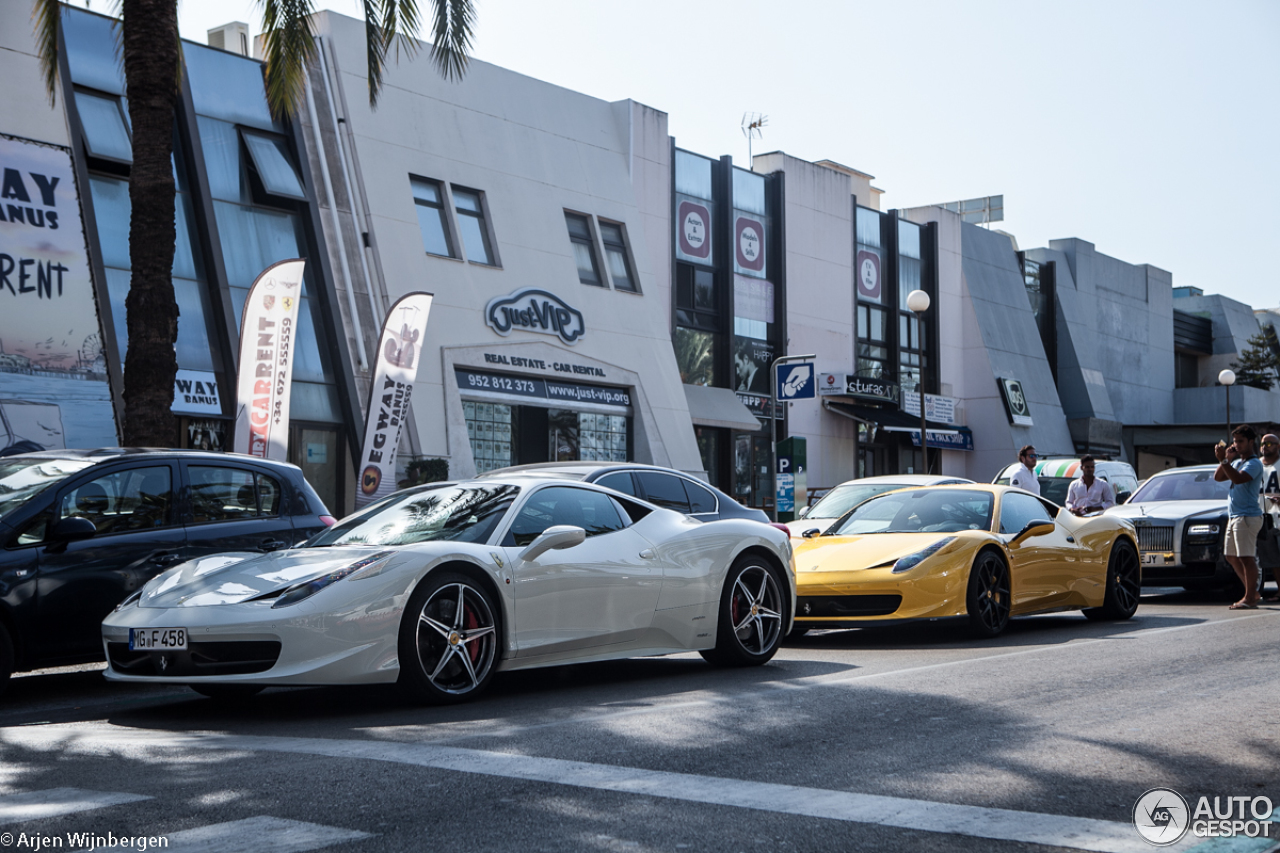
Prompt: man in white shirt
<box><xmin>1009</xmin><ymin>445</ymin><xmax>1040</xmax><ymax>496</ymax></box>
<box><xmin>1066</xmin><ymin>455</ymin><xmax>1116</xmax><ymax>516</ymax></box>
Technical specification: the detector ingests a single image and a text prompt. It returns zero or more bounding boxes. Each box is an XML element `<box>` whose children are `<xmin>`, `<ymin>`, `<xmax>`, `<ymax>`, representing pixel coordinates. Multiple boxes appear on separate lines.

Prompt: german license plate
<box><xmin>129</xmin><ymin>627</ymin><xmax>187</xmax><ymax>651</ymax></box>
<box><xmin>1140</xmin><ymin>552</ymin><xmax>1173</xmax><ymax>566</ymax></box>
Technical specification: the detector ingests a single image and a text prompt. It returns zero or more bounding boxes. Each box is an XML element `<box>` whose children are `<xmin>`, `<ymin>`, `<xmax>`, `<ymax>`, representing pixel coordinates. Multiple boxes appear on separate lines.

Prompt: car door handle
<box><xmin>148</xmin><ymin>552</ymin><xmax>183</xmax><ymax>566</ymax></box>
<box><xmin>260</xmin><ymin>539</ymin><xmax>287</xmax><ymax>552</ymax></box>
<box><xmin>639</xmin><ymin>549</ymin><xmax>655</xmax><ymax>559</ymax></box>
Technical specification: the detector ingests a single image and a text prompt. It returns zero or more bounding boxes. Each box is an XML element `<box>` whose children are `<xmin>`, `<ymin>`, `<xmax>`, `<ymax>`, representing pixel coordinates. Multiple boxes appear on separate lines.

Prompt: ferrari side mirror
<box><xmin>518</xmin><ymin>525</ymin><xmax>586</xmax><ymax>562</ymax></box>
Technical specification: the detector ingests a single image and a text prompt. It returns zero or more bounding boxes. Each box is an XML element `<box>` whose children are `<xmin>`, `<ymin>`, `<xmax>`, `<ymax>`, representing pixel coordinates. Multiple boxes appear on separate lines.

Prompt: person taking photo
<box><xmin>1214</xmin><ymin>424</ymin><xmax>1265</xmax><ymax>609</ymax></box>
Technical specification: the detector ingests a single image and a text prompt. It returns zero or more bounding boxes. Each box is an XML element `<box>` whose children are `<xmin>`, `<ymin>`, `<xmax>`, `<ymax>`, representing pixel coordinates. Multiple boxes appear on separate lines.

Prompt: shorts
<box><xmin>1225</xmin><ymin>515</ymin><xmax>1265</xmax><ymax>558</ymax></box>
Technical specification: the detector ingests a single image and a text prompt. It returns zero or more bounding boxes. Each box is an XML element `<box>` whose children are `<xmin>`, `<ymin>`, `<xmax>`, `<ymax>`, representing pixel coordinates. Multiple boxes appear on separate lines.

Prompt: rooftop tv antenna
<box><xmin>742</xmin><ymin>113</ymin><xmax>768</xmax><ymax>165</ymax></box>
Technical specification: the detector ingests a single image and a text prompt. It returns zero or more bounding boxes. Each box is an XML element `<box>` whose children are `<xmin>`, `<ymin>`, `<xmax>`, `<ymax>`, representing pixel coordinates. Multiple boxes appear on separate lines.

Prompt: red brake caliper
<box><xmin>464</xmin><ymin>602</ymin><xmax>481</xmax><ymax>664</ymax></box>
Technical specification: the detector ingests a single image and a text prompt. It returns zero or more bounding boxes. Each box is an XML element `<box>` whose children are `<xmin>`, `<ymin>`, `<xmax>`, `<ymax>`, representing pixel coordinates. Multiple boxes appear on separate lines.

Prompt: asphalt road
<box><xmin>1</xmin><ymin>588</ymin><xmax>1278</xmax><ymax>853</ymax></box>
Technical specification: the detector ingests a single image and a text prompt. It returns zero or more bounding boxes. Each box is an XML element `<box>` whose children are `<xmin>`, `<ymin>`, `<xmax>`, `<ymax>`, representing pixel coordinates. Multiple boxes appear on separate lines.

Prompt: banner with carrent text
<box><xmin>232</xmin><ymin>259</ymin><xmax>304</xmax><ymax>460</ymax></box>
<box><xmin>356</xmin><ymin>292</ymin><xmax>434</xmax><ymax>507</ymax></box>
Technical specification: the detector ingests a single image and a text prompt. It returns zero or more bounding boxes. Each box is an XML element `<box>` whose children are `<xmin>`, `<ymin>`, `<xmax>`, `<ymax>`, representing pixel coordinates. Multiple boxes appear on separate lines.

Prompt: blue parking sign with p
<box><xmin>775</xmin><ymin>363</ymin><xmax>815</xmax><ymax>400</ymax></box>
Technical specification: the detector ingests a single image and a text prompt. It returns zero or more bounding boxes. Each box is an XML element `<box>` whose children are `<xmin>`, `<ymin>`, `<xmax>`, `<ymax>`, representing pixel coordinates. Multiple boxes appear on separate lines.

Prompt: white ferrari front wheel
<box><xmin>398</xmin><ymin>572</ymin><xmax>500</xmax><ymax>704</ymax></box>
<box><xmin>701</xmin><ymin>556</ymin><xmax>786</xmax><ymax>667</ymax></box>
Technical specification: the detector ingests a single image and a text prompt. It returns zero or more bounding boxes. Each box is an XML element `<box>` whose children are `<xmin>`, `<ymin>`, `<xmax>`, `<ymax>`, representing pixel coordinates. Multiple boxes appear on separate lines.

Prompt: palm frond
<box><xmin>363</xmin><ymin>0</ymin><xmax>389</xmax><ymax>107</ymax></box>
<box><xmin>258</xmin><ymin>0</ymin><xmax>319</xmax><ymax>118</ymax></box>
<box><xmin>32</xmin><ymin>0</ymin><xmax>63</xmax><ymax>105</ymax></box>
<box><xmin>428</xmin><ymin>0</ymin><xmax>473</xmax><ymax>82</ymax></box>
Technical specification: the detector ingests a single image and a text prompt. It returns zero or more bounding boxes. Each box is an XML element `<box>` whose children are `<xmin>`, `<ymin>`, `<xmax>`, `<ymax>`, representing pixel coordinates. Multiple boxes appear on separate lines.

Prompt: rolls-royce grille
<box><xmin>1136</xmin><ymin>526</ymin><xmax>1174</xmax><ymax>552</ymax></box>
<box><xmin>107</xmin><ymin>641</ymin><xmax>281</xmax><ymax>677</ymax></box>
<box><xmin>797</xmin><ymin>595</ymin><xmax>902</xmax><ymax>618</ymax></box>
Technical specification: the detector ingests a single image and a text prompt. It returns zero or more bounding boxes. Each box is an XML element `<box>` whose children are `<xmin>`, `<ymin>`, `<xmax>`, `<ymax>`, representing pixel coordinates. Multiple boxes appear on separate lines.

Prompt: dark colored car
<box><xmin>477</xmin><ymin>462</ymin><xmax>771</xmax><ymax>524</ymax></box>
<box><xmin>0</xmin><ymin>449</ymin><xmax>333</xmax><ymax>691</ymax></box>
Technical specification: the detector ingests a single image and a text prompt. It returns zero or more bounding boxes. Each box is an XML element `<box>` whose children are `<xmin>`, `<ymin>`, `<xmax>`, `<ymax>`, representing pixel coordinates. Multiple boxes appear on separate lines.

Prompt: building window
<box><xmin>856</xmin><ymin>303</ymin><xmax>888</xmax><ymax>379</ymax></box>
<box><xmin>565</xmin><ymin>212</ymin><xmax>602</xmax><ymax>285</ymax></box>
<box><xmin>1175</xmin><ymin>352</ymin><xmax>1200</xmax><ymax>388</ymax></box>
<box><xmin>242</xmin><ymin>131</ymin><xmax>306</xmax><ymax>200</ymax></box>
<box><xmin>897</xmin><ymin>219</ymin><xmax>925</xmax><ymax>392</ymax></box>
<box><xmin>675</xmin><ymin>265</ymin><xmax>720</xmax><ymax>385</ymax></box>
<box><xmin>599</xmin><ymin>222</ymin><xmax>636</xmax><ymax>291</ymax></box>
<box><xmin>410</xmin><ymin>177</ymin><xmax>454</xmax><ymax>258</ymax></box>
<box><xmin>74</xmin><ymin>89</ymin><xmax>132</xmax><ymax>163</ymax></box>
<box><xmin>453</xmin><ymin>187</ymin><xmax>496</xmax><ymax>265</ymax></box>
<box><xmin>899</xmin><ymin>312</ymin><xmax>926</xmax><ymax>394</ymax></box>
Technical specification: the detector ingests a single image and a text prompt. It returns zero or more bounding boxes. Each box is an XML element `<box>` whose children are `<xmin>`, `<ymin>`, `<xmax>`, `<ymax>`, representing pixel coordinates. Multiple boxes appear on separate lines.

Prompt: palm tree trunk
<box><xmin>119</xmin><ymin>0</ymin><xmax>180</xmax><ymax>447</ymax></box>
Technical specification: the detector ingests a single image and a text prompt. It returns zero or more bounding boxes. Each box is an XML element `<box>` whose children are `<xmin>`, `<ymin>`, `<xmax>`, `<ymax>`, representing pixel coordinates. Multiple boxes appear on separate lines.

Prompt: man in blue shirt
<box><xmin>1214</xmin><ymin>424</ymin><xmax>1265</xmax><ymax>609</ymax></box>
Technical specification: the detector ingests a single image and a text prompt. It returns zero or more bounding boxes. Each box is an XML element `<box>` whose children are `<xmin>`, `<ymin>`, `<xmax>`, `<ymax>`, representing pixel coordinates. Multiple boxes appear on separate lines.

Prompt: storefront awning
<box><xmin>684</xmin><ymin>384</ymin><xmax>763</xmax><ymax>432</ymax></box>
<box><xmin>824</xmin><ymin>400</ymin><xmax>973</xmax><ymax>451</ymax></box>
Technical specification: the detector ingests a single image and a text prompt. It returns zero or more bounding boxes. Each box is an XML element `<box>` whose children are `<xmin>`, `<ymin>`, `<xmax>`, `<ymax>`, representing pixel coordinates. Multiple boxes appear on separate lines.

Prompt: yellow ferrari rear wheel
<box><xmin>1083</xmin><ymin>539</ymin><xmax>1141</xmax><ymax>621</ymax></box>
<box><xmin>966</xmin><ymin>549</ymin><xmax>1011</xmax><ymax>638</ymax></box>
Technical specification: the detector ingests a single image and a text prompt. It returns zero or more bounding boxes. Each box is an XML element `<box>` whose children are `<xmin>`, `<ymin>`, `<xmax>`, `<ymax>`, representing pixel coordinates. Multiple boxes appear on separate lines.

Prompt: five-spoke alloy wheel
<box><xmin>702</xmin><ymin>556</ymin><xmax>787</xmax><ymax>666</ymax></box>
<box><xmin>399</xmin><ymin>572</ymin><xmax>500</xmax><ymax>704</ymax></box>
<box><xmin>1084</xmin><ymin>538</ymin><xmax>1141</xmax><ymax>621</ymax></box>
<box><xmin>966</xmin><ymin>549</ymin><xmax>1011</xmax><ymax>638</ymax></box>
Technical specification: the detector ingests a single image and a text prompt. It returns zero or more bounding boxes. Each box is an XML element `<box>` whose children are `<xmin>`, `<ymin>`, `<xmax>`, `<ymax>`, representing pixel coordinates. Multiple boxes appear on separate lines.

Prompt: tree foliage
<box><xmin>1230</xmin><ymin>330</ymin><xmax>1280</xmax><ymax>391</ymax></box>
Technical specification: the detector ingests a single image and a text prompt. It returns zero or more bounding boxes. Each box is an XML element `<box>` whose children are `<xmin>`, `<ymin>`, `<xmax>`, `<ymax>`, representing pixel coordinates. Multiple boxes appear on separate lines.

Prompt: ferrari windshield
<box><xmin>807</xmin><ymin>483</ymin><xmax>920</xmax><ymax>518</ymax></box>
<box><xmin>308</xmin><ymin>484</ymin><xmax>519</xmax><ymax>547</ymax></box>
<box><xmin>1129</xmin><ymin>470</ymin><xmax>1229</xmax><ymax>503</ymax></box>
<box><xmin>0</xmin><ymin>457</ymin><xmax>97</xmax><ymax>521</ymax></box>
<box><xmin>830</xmin><ymin>488</ymin><xmax>993</xmax><ymax>535</ymax></box>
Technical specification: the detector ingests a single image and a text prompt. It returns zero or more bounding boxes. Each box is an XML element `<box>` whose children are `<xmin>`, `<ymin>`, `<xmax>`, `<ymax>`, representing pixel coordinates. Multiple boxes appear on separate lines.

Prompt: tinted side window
<box><xmin>636</xmin><ymin>472</ymin><xmax>691</xmax><ymax>513</ymax></box>
<box><xmin>506</xmin><ymin>486</ymin><xmax>627</xmax><ymax>546</ymax></box>
<box><xmin>256</xmin><ymin>473</ymin><xmax>282</xmax><ymax>515</ymax></box>
<box><xmin>999</xmin><ymin>492</ymin><xmax>1054</xmax><ymax>535</ymax></box>
<box><xmin>189</xmin><ymin>466</ymin><xmax>267</xmax><ymax>522</ymax></box>
<box><xmin>595</xmin><ymin>471</ymin><xmax>637</xmax><ymax>496</ymax></box>
<box><xmin>684</xmin><ymin>479</ymin><xmax>717</xmax><ymax>514</ymax></box>
<box><xmin>59</xmin><ymin>466</ymin><xmax>173</xmax><ymax>535</ymax></box>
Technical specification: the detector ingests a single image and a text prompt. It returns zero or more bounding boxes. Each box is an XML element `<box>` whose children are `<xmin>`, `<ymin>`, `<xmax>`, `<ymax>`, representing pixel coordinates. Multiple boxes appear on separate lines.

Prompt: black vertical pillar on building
<box><xmin>922</xmin><ymin>221</ymin><xmax>940</xmax><ymax>398</ymax></box>
<box><xmin>717</xmin><ymin>156</ymin><xmax>734</xmax><ymax>390</ymax></box>
<box><xmin>175</xmin><ymin>73</ymin><xmax>237</xmax><ymax>420</ymax></box>
<box><xmin>767</xmin><ymin>168</ymin><xmax>787</xmax><ymax>449</ymax></box>
<box><xmin>668</xmin><ymin>138</ymin><xmax>679</xmax><ymax>340</ymax></box>
<box><xmin>56</xmin><ymin>27</ymin><xmax>125</xmax><ymax>440</ymax></box>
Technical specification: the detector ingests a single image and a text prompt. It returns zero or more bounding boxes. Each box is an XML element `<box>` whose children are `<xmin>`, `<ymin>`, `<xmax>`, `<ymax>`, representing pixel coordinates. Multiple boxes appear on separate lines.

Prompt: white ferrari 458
<box><xmin>102</xmin><ymin>477</ymin><xmax>795</xmax><ymax>703</ymax></box>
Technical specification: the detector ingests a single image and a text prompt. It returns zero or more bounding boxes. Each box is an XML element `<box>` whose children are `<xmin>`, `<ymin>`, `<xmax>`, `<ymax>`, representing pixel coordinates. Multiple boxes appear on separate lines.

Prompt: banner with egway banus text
<box><xmin>356</xmin><ymin>292</ymin><xmax>434</xmax><ymax>507</ymax></box>
<box><xmin>232</xmin><ymin>259</ymin><xmax>304</xmax><ymax>460</ymax></box>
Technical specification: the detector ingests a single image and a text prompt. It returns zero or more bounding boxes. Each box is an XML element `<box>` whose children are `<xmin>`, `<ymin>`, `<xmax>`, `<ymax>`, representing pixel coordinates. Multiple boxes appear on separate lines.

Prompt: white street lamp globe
<box><xmin>1218</xmin><ymin>369</ymin><xmax>1237</xmax><ymax>386</ymax></box>
<box><xmin>906</xmin><ymin>289</ymin><xmax>931</xmax><ymax>313</ymax></box>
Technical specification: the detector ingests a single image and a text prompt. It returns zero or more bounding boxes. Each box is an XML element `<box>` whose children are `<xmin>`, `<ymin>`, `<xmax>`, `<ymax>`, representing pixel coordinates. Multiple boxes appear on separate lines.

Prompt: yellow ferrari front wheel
<box><xmin>966</xmin><ymin>549</ymin><xmax>1011</xmax><ymax>638</ymax></box>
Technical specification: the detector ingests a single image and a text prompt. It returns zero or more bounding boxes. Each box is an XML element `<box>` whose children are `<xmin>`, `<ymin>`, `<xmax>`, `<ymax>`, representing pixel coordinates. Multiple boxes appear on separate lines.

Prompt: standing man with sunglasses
<box><xmin>1010</xmin><ymin>445</ymin><xmax>1041</xmax><ymax>496</ymax></box>
<box><xmin>1259</xmin><ymin>433</ymin><xmax>1280</xmax><ymax>601</ymax></box>
<box><xmin>1214</xmin><ymin>424</ymin><xmax>1264</xmax><ymax>609</ymax></box>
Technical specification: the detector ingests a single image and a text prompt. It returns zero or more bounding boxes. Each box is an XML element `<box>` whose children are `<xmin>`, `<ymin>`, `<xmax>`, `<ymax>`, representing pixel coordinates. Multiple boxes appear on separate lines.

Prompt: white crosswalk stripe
<box><xmin>0</xmin><ymin>788</ymin><xmax>151</xmax><ymax>824</ymax></box>
<box><xmin>68</xmin><ymin>816</ymin><xmax>371</xmax><ymax>853</ymax></box>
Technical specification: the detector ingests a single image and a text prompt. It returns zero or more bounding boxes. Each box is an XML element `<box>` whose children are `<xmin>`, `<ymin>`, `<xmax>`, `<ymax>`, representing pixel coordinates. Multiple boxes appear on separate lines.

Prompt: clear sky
<box><xmin>82</xmin><ymin>0</ymin><xmax>1280</xmax><ymax>310</ymax></box>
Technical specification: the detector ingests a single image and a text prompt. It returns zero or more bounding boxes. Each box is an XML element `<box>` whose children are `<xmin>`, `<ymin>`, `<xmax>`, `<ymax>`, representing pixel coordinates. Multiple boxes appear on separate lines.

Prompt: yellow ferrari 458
<box><xmin>790</xmin><ymin>484</ymin><xmax>1140</xmax><ymax>638</ymax></box>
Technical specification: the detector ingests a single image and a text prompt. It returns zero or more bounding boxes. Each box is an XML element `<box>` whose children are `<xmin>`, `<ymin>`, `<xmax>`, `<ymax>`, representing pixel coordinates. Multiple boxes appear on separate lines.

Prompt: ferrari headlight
<box><xmin>892</xmin><ymin>537</ymin><xmax>957</xmax><ymax>574</ymax></box>
<box><xmin>1186</xmin><ymin>523</ymin><xmax>1220</xmax><ymax>540</ymax></box>
<box><xmin>272</xmin><ymin>551</ymin><xmax>394</xmax><ymax>609</ymax></box>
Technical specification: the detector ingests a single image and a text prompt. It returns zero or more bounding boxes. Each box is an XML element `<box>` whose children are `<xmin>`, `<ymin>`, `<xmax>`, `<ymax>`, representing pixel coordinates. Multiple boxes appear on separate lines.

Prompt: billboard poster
<box><xmin>357</xmin><ymin>293</ymin><xmax>434</xmax><ymax>507</ymax></box>
<box><xmin>675</xmin><ymin>195</ymin><xmax>713</xmax><ymax>264</ymax></box>
<box><xmin>0</xmin><ymin>134</ymin><xmax>116</xmax><ymax>451</ymax></box>
<box><xmin>232</xmin><ymin>259</ymin><xmax>304</xmax><ymax>460</ymax></box>
<box><xmin>734</xmin><ymin>212</ymin><xmax>767</xmax><ymax>277</ymax></box>
<box><xmin>734</xmin><ymin>336</ymin><xmax>773</xmax><ymax>398</ymax></box>
<box><xmin>856</xmin><ymin>249</ymin><xmax>882</xmax><ymax>302</ymax></box>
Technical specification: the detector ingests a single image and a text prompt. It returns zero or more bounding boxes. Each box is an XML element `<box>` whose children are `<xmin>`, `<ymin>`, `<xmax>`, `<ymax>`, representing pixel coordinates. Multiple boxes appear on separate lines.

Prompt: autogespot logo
<box><xmin>1133</xmin><ymin>788</ymin><xmax>1190</xmax><ymax>846</ymax></box>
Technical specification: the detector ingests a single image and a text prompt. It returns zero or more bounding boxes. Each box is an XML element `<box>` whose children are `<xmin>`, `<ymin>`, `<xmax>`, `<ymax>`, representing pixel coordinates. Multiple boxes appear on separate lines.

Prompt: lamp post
<box><xmin>906</xmin><ymin>289</ymin><xmax>931</xmax><ymax>474</ymax></box>
<box><xmin>769</xmin><ymin>352</ymin><xmax>815</xmax><ymax>521</ymax></box>
<box><xmin>1219</xmin><ymin>368</ymin><xmax>1236</xmax><ymax>437</ymax></box>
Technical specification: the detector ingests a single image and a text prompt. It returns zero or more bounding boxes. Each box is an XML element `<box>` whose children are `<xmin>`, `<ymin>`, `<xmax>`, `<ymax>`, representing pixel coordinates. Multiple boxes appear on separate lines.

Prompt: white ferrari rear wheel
<box><xmin>701</xmin><ymin>556</ymin><xmax>786</xmax><ymax>667</ymax></box>
<box><xmin>399</xmin><ymin>572</ymin><xmax>500</xmax><ymax>704</ymax></box>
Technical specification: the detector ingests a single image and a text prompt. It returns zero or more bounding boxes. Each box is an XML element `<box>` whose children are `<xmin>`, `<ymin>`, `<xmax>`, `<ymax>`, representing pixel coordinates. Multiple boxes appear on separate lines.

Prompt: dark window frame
<box><xmin>565</xmin><ymin>211</ymin><xmax>603</xmax><ymax>285</ymax></box>
<box><xmin>598</xmin><ymin>219</ymin><xmax>638</xmax><ymax>292</ymax></box>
